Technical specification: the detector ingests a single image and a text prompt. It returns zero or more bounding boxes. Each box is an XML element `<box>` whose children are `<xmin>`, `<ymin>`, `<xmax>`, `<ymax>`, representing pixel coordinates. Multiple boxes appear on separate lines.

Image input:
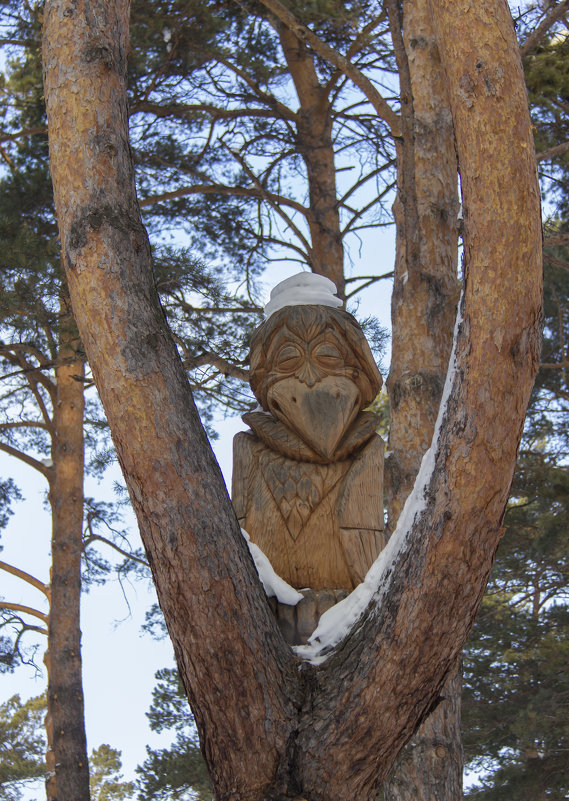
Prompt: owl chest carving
<box><xmin>258</xmin><ymin>450</ymin><xmax>346</xmax><ymax>541</ymax></box>
<box><xmin>232</xmin><ymin>421</ymin><xmax>384</xmax><ymax>591</ymax></box>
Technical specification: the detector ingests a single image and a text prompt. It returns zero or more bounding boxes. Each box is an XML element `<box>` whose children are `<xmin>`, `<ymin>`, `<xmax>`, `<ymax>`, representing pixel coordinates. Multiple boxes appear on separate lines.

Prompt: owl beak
<box><xmin>268</xmin><ymin>376</ymin><xmax>361</xmax><ymax>459</ymax></box>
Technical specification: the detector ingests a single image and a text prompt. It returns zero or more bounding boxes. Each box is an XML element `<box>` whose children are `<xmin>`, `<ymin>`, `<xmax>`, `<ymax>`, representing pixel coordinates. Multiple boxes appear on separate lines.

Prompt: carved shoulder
<box><xmin>337</xmin><ymin>434</ymin><xmax>384</xmax><ymax>530</ymax></box>
<box><xmin>231</xmin><ymin>431</ymin><xmax>262</xmax><ymax>521</ymax></box>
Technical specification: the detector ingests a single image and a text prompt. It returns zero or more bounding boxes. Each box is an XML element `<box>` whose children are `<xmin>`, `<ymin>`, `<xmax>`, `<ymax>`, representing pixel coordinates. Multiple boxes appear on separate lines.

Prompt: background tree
<box><xmin>89</xmin><ymin>745</ymin><xmax>135</xmax><ymax>801</ymax></box>
<box><xmin>462</xmin><ymin>249</ymin><xmax>569</xmax><ymax>797</ymax></box>
<box><xmin>0</xmin><ymin>694</ymin><xmax>134</xmax><ymax>801</ymax></box>
<box><xmin>136</xmin><ymin>668</ymin><xmax>212</xmax><ymax>801</ymax></box>
<box><xmin>0</xmin><ymin>15</ymin><xmax>149</xmax><ymax>801</ymax></box>
<box><xmin>0</xmin><ymin>694</ymin><xmax>46</xmax><ymax>801</ymax></box>
<box><xmin>128</xmin><ymin>0</ymin><xmax>397</xmax><ymax>298</ymax></box>
<box><xmin>0</xmin><ymin>24</ymin><xmax>92</xmax><ymax>799</ymax></box>
<box><xmin>459</xmin><ymin>9</ymin><xmax>569</xmax><ymax>796</ymax></box>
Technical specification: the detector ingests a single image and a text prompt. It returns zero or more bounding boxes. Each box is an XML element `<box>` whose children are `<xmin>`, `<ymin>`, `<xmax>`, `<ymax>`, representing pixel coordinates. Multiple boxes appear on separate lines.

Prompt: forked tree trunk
<box><xmin>42</xmin><ymin>1</ymin><xmax>541</xmax><ymax>799</ymax></box>
<box><xmin>279</xmin><ymin>26</ymin><xmax>345</xmax><ymax>298</ymax></box>
<box><xmin>44</xmin><ymin>302</ymin><xmax>90</xmax><ymax>801</ymax></box>
<box><xmin>384</xmin><ymin>1</ymin><xmax>462</xmax><ymax>798</ymax></box>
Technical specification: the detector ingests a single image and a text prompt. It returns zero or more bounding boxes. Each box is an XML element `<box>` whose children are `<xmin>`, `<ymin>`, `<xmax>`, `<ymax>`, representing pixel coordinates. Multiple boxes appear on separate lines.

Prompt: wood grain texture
<box><xmin>234</xmin><ymin>428</ymin><xmax>384</xmax><ymax>590</ymax></box>
<box><xmin>233</xmin><ymin>305</ymin><xmax>384</xmax><ymax>592</ymax></box>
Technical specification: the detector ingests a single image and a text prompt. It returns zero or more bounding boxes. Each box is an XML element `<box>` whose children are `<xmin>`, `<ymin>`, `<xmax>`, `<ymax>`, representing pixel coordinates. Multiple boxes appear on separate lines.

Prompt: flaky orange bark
<box><xmin>43</xmin><ymin>1</ymin><xmax>541</xmax><ymax>799</ymax></box>
<box><xmin>384</xmin><ymin>1</ymin><xmax>462</xmax><ymax>797</ymax></box>
<box><xmin>385</xmin><ymin>0</ymin><xmax>459</xmax><ymax>531</ymax></box>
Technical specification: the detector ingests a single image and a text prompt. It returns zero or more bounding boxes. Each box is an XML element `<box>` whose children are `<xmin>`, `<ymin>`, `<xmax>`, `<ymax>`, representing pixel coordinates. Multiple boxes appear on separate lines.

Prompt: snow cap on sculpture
<box><xmin>264</xmin><ymin>272</ymin><xmax>343</xmax><ymax>318</ymax></box>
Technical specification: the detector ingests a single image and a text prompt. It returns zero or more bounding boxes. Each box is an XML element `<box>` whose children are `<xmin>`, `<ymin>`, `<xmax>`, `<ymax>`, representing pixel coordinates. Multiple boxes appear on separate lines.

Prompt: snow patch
<box><xmin>241</xmin><ymin>528</ymin><xmax>303</xmax><ymax>606</ymax></box>
<box><xmin>264</xmin><ymin>272</ymin><xmax>342</xmax><ymax>318</ymax></box>
<box><xmin>294</xmin><ymin>299</ymin><xmax>464</xmax><ymax>664</ymax></box>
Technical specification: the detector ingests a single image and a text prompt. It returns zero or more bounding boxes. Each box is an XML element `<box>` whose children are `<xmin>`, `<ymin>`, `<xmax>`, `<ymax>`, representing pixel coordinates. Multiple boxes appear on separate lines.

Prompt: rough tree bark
<box><xmin>44</xmin><ymin>302</ymin><xmax>90</xmax><ymax>801</ymax></box>
<box><xmin>42</xmin><ymin>1</ymin><xmax>542</xmax><ymax>799</ymax></box>
<box><xmin>384</xmin><ymin>0</ymin><xmax>462</xmax><ymax>798</ymax></box>
<box><xmin>385</xmin><ymin>0</ymin><xmax>459</xmax><ymax>532</ymax></box>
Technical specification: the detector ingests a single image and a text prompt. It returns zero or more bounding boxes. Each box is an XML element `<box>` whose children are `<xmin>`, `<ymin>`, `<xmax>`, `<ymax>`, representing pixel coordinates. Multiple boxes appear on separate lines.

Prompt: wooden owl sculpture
<box><xmin>232</xmin><ymin>300</ymin><xmax>385</xmax><ymax>594</ymax></box>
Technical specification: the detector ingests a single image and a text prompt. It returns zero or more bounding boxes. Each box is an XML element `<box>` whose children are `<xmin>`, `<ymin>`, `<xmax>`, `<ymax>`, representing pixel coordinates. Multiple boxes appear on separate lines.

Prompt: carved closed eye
<box><xmin>274</xmin><ymin>344</ymin><xmax>304</xmax><ymax>372</ymax></box>
<box><xmin>312</xmin><ymin>342</ymin><xmax>344</xmax><ymax>369</ymax></box>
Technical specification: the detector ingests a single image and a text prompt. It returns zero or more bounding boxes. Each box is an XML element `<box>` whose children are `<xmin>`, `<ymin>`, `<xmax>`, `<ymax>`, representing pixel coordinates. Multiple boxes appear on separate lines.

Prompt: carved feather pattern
<box><xmin>259</xmin><ymin>451</ymin><xmax>345</xmax><ymax>540</ymax></box>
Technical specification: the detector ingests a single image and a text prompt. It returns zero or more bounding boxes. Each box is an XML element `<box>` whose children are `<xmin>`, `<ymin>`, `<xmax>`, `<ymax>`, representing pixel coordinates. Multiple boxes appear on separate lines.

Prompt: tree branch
<box><xmin>0</xmin><ymin>126</ymin><xmax>47</xmax><ymax>143</ymax></box>
<box><xmin>252</xmin><ymin>0</ymin><xmax>401</xmax><ymax>136</ymax></box>
<box><xmin>0</xmin><ymin>420</ymin><xmax>50</xmax><ymax>432</ymax></box>
<box><xmin>140</xmin><ymin>182</ymin><xmax>309</xmax><ymax>216</ymax></box>
<box><xmin>536</xmin><ymin>139</ymin><xmax>569</xmax><ymax>162</ymax></box>
<box><xmin>193</xmin><ymin>44</ymin><xmax>297</xmax><ymax>122</ymax></box>
<box><xmin>180</xmin><ymin>349</ymin><xmax>250</xmax><ymax>382</ymax></box>
<box><xmin>519</xmin><ymin>0</ymin><xmax>569</xmax><ymax>58</ymax></box>
<box><xmin>0</xmin><ymin>441</ymin><xmax>53</xmax><ymax>478</ymax></box>
<box><xmin>544</xmin><ymin>233</ymin><xmax>569</xmax><ymax>248</ymax></box>
<box><xmin>131</xmin><ymin>99</ymin><xmax>282</xmax><ymax>122</ymax></box>
<box><xmin>0</xmin><ymin>602</ymin><xmax>48</xmax><ymax>625</ymax></box>
<box><xmin>0</xmin><ymin>560</ymin><xmax>50</xmax><ymax>597</ymax></box>
<box><xmin>345</xmin><ymin>272</ymin><xmax>394</xmax><ymax>299</ymax></box>
<box><xmin>222</xmin><ymin>142</ymin><xmax>314</xmax><ymax>258</ymax></box>
<box><xmin>82</xmin><ymin>534</ymin><xmax>149</xmax><ymax>567</ymax></box>
<box><xmin>543</xmin><ymin>253</ymin><xmax>569</xmax><ymax>271</ymax></box>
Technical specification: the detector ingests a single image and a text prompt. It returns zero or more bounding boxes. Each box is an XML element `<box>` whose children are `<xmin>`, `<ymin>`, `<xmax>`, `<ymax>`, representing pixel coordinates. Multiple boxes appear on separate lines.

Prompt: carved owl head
<box><xmin>249</xmin><ymin>305</ymin><xmax>382</xmax><ymax>411</ymax></box>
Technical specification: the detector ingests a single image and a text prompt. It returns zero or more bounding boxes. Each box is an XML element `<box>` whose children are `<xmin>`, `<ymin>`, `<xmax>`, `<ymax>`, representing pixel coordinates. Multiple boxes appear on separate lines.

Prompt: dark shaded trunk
<box><xmin>385</xmin><ymin>664</ymin><xmax>463</xmax><ymax>800</ymax></box>
<box><xmin>384</xmin><ymin>1</ymin><xmax>462</xmax><ymax>798</ymax></box>
<box><xmin>45</xmin><ymin>303</ymin><xmax>90</xmax><ymax>801</ymax></box>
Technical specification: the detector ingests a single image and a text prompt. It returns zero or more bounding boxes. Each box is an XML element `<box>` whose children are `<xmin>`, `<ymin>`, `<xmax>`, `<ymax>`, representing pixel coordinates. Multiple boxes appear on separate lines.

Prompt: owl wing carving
<box><xmin>337</xmin><ymin>434</ymin><xmax>385</xmax><ymax>584</ymax></box>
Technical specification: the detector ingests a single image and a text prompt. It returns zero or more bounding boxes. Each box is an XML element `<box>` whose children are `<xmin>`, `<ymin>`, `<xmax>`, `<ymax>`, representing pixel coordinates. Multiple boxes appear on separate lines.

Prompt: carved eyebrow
<box><xmin>264</xmin><ymin>329</ymin><xmax>305</xmax><ymax>362</ymax></box>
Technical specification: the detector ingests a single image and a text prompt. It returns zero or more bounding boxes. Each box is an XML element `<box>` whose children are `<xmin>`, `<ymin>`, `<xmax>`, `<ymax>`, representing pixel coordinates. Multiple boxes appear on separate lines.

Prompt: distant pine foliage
<box><xmin>136</xmin><ymin>667</ymin><xmax>212</xmax><ymax>801</ymax></box>
<box><xmin>462</xmin><ymin>252</ymin><xmax>569</xmax><ymax>797</ymax></box>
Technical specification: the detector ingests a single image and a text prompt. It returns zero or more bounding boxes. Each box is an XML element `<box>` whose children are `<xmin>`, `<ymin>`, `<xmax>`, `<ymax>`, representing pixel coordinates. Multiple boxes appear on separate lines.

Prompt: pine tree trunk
<box><xmin>385</xmin><ymin>0</ymin><xmax>459</xmax><ymax>532</ymax></box>
<box><xmin>44</xmin><ymin>302</ymin><xmax>90</xmax><ymax>801</ymax></box>
<box><xmin>384</xmin><ymin>664</ymin><xmax>463</xmax><ymax>801</ymax></box>
<box><xmin>384</xmin><ymin>1</ymin><xmax>462</xmax><ymax>799</ymax></box>
<box><xmin>279</xmin><ymin>26</ymin><xmax>345</xmax><ymax>299</ymax></box>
